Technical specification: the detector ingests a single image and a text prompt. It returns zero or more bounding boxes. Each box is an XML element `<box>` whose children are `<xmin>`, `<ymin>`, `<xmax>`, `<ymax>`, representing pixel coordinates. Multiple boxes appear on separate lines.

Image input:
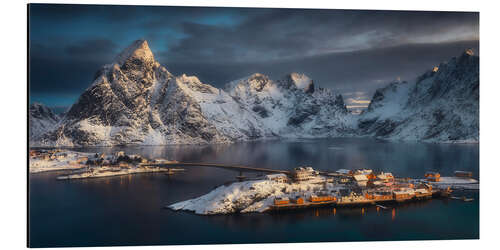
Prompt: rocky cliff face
<box><xmin>31</xmin><ymin>40</ymin><xmax>352</xmax><ymax>146</ymax></box>
<box><xmin>358</xmin><ymin>49</ymin><xmax>479</xmax><ymax>142</ymax></box>
<box><xmin>29</xmin><ymin>103</ymin><xmax>60</xmax><ymax>141</ymax></box>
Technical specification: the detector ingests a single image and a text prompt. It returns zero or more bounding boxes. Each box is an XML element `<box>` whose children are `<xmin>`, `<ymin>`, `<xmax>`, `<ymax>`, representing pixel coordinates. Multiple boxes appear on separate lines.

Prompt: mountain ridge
<box><xmin>358</xmin><ymin>48</ymin><xmax>479</xmax><ymax>142</ymax></box>
<box><xmin>29</xmin><ymin>40</ymin><xmax>479</xmax><ymax>146</ymax></box>
<box><xmin>31</xmin><ymin>40</ymin><xmax>351</xmax><ymax>146</ymax></box>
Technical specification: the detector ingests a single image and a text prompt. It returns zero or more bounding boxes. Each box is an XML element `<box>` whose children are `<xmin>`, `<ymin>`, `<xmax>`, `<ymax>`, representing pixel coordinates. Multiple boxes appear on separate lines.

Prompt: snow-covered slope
<box><xmin>225</xmin><ymin>72</ymin><xmax>354</xmax><ymax>138</ymax></box>
<box><xmin>358</xmin><ymin>49</ymin><xmax>479</xmax><ymax>142</ymax></box>
<box><xmin>29</xmin><ymin>103</ymin><xmax>60</xmax><ymax>141</ymax></box>
<box><xmin>31</xmin><ymin>40</ymin><xmax>352</xmax><ymax>147</ymax></box>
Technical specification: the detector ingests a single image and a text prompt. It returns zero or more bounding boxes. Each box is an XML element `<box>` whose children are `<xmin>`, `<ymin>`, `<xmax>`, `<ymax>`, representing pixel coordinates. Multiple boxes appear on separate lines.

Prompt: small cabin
<box><xmin>292</xmin><ymin>166</ymin><xmax>316</xmax><ymax>182</ymax></box>
<box><xmin>425</xmin><ymin>171</ymin><xmax>441</xmax><ymax>182</ymax></box>
<box><xmin>353</xmin><ymin>174</ymin><xmax>368</xmax><ymax>182</ymax></box>
<box><xmin>266</xmin><ymin>174</ymin><xmax>288</xmax><ymax>183</ymax></box>
<box><xmin>366</xmin><ymin>172</ymin><xmax>377</xmax><ymax>180</ymax></box>
<box><xmin>454</xmin><ymin>171</ymin><xmax>472</xmax><ymax>178</ymax></box>
<box><xmin>309</xmin><ymin>194</ymin><xmax>336</xmax><ymax>202</ymax></box>
<box><xmin>377</xmin><ymin>172</ymin><xmax>395</xmax><ymax>182</ymax></box>
<box><xmin>374</xmin><ymin>192</ymin><xmax>393</xmax><ymax>201</ymax></box>
<box><xmin>414</xmin><ymin>188</ymin><xmax>431</xmax><ymax>196</ymax></box>
<box><xmin>367</xmin><ymin>180</ymin><xmax>384</xmax><ymax>187</ymax></box>
<box><xmin>355</xmin><ymin>169</ymin><xmax>373</xmax><ymax>175</ymax></box>
<box><xmin>290</xmin><ymin>196</ymin><xmax>304</xmax><ymax>204</ymax></box>
<box><xmin>393</xmin><ymin>189</ymin><xmax>415</xmax><ymax>201</ymax></box>
<box><xmin>274</xmin><ymin>197</ymin><xmax>290</xmax><ymax>205</ymax></box>
<box><xmin>366</xmin><ymin>192</ymin><xmax>392</xmax><ymax>201</ymax></box>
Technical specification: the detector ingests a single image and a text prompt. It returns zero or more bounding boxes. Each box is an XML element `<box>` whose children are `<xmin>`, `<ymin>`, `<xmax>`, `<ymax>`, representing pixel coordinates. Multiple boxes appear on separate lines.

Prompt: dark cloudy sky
<box><xmin>28</xmin><ymin>4</ymin><xmax>479</xmax><ymax>110</ymax></box>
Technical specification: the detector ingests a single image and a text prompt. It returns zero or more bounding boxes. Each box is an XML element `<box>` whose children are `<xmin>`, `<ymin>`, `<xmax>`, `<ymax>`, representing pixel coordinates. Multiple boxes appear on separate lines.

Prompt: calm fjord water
<box><xmin>29</xmin><ymin>138</ymin><xmax>479</xmax><ymax>247</ymax></box>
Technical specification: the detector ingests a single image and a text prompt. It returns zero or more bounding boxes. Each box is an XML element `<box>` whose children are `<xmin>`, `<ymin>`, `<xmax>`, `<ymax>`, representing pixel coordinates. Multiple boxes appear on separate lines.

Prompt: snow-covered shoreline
<box><xmin>29</xmin><ymin>150</ymin><xmax>94</xmax><ymax>173</ymax></box>
<box><xmin>169</xmin><ymin>175</ymin><xmax>479</xmax><ymax>215</ymax></box>
<box><xmin>29</xmin><ymin>149</ymin><xmax>184</xmax><ymax>180</ymax></box>
<box><xmin>169</xmin><ymin>178</ymin><xmax>334</xmax><ymax>215</ymax></box>
<box><xmin>56</xmin><ymin>167</ymin><xmax>184</xmax><ymax>180</ymax></box>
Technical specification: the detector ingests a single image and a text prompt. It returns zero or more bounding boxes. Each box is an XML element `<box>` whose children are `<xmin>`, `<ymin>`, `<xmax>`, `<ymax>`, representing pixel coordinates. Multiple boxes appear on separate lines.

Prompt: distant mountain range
<box><xmin>29</xmin><ymin>40</ymin><xmax>479</xmax><ymax>147</ymax></box>
<box><xmin>358</xmin><ymin>49</ymin><xmax>479</xmax><ymax>143</ymax></box>
<box><xmin>29</xmin><ymin>102</ymin><xmax>60</xmax><ymax>142</ymax></box>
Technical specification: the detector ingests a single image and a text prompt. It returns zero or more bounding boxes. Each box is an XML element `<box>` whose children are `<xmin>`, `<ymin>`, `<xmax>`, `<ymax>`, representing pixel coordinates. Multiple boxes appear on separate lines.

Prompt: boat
<box><xmin>376</xmin><ymin>204</ymin><xmax>389</xmax><ymax>210</ymax></box>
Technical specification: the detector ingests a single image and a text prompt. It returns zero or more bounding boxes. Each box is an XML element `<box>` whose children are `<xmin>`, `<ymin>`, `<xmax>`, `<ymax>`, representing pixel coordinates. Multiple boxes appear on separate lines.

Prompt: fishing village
<box><xmin>169</xmin><ymin>166</ymin><xmax>477</xmax><ymax>215</ymax></box>
<box><xmin>29</xmin><ymin>149</ymin><xmax>478</xmax><ymax>215</ymax></box>
<box><xmin>267</xmin><ymin>167</ymin><xmax>476</xmax><ymax>211</ymax></box>
<box><xmin>29</xmin><ymin>149</ymin><xmax>184</xmax><ymax>178</ymax></box>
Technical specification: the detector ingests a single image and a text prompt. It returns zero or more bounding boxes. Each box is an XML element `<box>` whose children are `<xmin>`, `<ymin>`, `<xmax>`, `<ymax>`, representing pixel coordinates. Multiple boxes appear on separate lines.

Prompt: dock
<box><xmin>269</xmin><ymin>192</ymin><xmax>443</xmax><ymax>211</ymax></box>
<box><xmin>270</xmin><ymin>200</ymin><xmax>337</xmax><ymax>211</ymax></box>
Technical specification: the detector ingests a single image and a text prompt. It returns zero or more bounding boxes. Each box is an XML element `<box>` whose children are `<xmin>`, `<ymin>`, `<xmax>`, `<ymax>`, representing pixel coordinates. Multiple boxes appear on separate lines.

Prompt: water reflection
<box><xmin>67</xmin><ymin>138</ymin><xmax>479</xmax><ymax>177</ymax></box>
<box><xmin>29</xmin><ymin>138</ymin><xmax>479</xmax><ymax>247</ymax></box>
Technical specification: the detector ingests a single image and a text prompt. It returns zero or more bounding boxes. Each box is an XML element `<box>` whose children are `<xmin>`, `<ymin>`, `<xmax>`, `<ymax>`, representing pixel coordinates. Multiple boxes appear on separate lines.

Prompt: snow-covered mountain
<box><xmin>31</xmin><ymin>40</ymin><xmax>351</xmax><ymax>146</ymax></box>
<box><xmin>358</xmin><ymin>49</ymin><xmax>479</xmax><ymax>142</ymax></box>
<box><xmin>29</xmin><ymin>40</ymin><xmax>479</xmax><ymax>146</ymax></box>
<box><xmin>223</xmin><ymin>72</ymin><xmax>353</xmax><ymax>138</ymax></box>
<box><xmin>29</xmin><ymin>103</ymin><xmax>60</xmax><ymax>141</ymax></box>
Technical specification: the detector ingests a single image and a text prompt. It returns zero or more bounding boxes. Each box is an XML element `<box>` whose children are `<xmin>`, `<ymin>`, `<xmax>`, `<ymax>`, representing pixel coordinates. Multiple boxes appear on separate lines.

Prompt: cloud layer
<box><xmin>28</xmin><ymin>4</ymin><xmax>479</xmax><ymax>107</ymax></box>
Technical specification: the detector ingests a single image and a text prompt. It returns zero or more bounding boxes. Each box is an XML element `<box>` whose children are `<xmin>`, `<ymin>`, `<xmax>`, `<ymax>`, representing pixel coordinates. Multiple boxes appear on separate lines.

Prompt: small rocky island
<box><xmin>169</xmin><ymin>167</ymin><xmax>478</xmax><ymax>215</ymax></box>
<box><xmin>29</xmin><ymin>149</ymin><xmax>183</xmax><ymax>179</ymax></box>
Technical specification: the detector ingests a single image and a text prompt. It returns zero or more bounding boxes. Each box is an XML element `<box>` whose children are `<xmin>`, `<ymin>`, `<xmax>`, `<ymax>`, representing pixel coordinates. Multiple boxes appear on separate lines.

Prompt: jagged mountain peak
<box><xmin>245</xmin><ymin>73</ymin><xmax>271</xmax><ymax>91</ymax></box>
<box><xmin>177</xmin><ymin>73</ymin><xmax>202</xmax><ymax>82</ymax></box>
<box><xmin>224</xmin><ymin>73</ymin><xmax>273</xmax><ymax>92</ymax></box>
<box><xmin>29</xmin><ymin>102</ymin><xmax>60</xmax><ymax>141</ymax></box>
<box><xmin>288</xmin><ymin>72</ymin><xmax>311</xmax><ymax>86</ymax></box>
<box><xmin>114</xmin><ymin>39</ymin><xmax>154</xmax><ymax>66</ymax></box>
<box><xmin>281</xmin><ymin>72</ymin><xmax>314</xmax><ymax>93</ymax></box>
<box><xmin>360</xmin><ymin>50</ymin><xmax>479</xmax><ymax>142</ymax></box>
<box><xmin>29</xmin><ymin>102</ymin><xmax>59</xmax><ymax>121</ymax></box>
<box><xmin>34</xmin><ymin>40</ymin><xmax>480</xmax><ymax>146</ymax></box>
<box><xmin>30</xmin><ymin>102</ymin><xmax>46</xmax><ymax>111</ymax></box>
<box><xmin>174</xmin><ymin>74</ymin><xmax>218</xmax><ymax>94</ymax></box>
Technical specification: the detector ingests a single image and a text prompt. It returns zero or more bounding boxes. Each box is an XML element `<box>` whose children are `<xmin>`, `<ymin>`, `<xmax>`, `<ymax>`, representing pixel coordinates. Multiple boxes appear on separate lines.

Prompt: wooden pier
<box><xmin>269</xmin><ymin>190</ymin><xmax>448</xmax><ymax>212</ymax></box>
<box><xmin>270</xmin><ymin>200</ymin><xmax>337</xmax><ymax>211</ymax></box>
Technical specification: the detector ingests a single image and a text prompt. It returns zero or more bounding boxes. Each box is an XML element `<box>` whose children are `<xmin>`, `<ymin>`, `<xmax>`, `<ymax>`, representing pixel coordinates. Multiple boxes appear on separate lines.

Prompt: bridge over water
<box><xmin>141</xmin><ymin>162</ymin><xmax>291</xmax><ymax>175</ymax></box>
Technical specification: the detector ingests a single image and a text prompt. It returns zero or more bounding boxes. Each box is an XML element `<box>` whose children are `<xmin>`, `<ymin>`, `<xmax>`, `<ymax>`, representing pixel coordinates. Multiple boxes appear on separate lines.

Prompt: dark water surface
<box><xmin>29</xmin><ymin>138</ymin><xmax>479</xmax><ymax>247</ymax></box>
